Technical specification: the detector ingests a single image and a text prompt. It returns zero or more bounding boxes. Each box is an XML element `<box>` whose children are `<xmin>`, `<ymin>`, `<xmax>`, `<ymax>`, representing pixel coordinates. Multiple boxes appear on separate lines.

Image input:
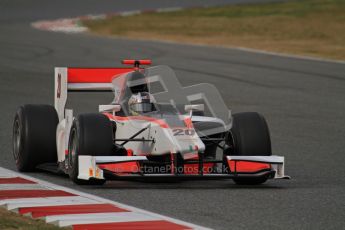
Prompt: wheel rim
<box><xmin>13</xmin><ymin>119</ymin><xmax>21</xmax><ymax>162</ymax></box>
<box><xmin>68</xmin><ymin>129</ymin><xmax>77</xmax><ymax>168</ymax></box>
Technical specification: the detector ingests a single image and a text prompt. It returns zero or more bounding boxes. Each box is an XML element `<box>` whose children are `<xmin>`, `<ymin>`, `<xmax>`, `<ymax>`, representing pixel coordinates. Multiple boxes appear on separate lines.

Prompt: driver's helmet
<box><xmin>128</xmin><ymin>92</ymin><xmax>155</xmax><ymax>115</ymax></box>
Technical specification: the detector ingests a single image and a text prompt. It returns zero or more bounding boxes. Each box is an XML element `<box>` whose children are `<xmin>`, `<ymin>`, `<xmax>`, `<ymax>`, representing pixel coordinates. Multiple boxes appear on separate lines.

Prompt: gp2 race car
<box><xmin>13</xmin><ymin>59</ymin><xmax>289</xmax><ymax>185</ymax></box>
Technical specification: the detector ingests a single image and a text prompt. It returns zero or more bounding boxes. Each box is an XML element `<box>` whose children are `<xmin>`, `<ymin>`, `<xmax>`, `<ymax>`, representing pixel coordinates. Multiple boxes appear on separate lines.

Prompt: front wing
<box><xmin>78</xmin><ymin>155</ymin><xmax>290</xmax><ymax>181</ymax></box>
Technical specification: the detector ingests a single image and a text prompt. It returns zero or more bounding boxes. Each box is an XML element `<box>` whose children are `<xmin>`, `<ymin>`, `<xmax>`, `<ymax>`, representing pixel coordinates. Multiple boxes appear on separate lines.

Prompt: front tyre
<box><xmin>13</xmin><ymin>105</ymin><xmax>58</xmax><ymax>172</ymax></box>
<box><xmin>227</xmin><ymin>112</ymin><xmax>272</xmax><ymax>185</ymax></box>
<box><xmin>68</xmin><ymin>113</ymin><xmax>114</xmax><ymax>185</ymax></box>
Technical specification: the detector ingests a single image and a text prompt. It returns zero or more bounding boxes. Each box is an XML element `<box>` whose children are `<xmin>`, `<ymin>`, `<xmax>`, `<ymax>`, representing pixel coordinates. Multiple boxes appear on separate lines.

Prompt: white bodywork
<box><xmin>55</xmin><ymin>68</ymin><xmax>70</xmax><ymax>162</ymax></box>
<box><xmin>111</xmin><ymin>116</ymin><xmax>205</xmax><ymax>156</ymax></box>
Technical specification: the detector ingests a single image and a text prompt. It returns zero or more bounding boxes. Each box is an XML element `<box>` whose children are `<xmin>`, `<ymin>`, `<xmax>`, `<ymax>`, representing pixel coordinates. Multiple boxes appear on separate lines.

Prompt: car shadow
<box><xmin>90</xmin><ymin>179</ymin><xmax>287</xmax><ymax>190</ymax></box>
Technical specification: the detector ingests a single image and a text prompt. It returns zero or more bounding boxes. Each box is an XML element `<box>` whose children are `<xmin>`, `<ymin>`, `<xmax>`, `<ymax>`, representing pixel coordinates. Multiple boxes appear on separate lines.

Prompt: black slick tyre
<box><xmin>13</xmin><ymin>104</ymin><xmax>58</xmax><ymax>172</ymax></box>
<box><xmin>68</xmin><ymin>113</ymin><xmax>114</xmax><ymax>185</ymax></box>
<box><xmin>227</xmin><ymin>112</ymin><xmax>272</xmax><ymax>185</ymax></box>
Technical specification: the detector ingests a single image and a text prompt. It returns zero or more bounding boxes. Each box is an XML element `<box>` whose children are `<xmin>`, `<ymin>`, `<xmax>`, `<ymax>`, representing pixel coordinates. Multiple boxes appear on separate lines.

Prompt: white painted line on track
<box><xmin>46</xmin><ymin>212</ymin><xmax>159</xmax><ymax>227</ymax></box>
<box><xmin>0</xmin><ymin>168</ymin><xmax>17</xmax><ymax>178</ymax></box>
<box><xmin>0</xmin><ymin>184</ymin><xmax>51</xmax><ymax>190</ymax></box>
<box><xmin>3</xmin><ymin>196</ymin><xmax>99</xmax><ymax>210</ymax></box>
<box><xmin>233</xmin><ymin>46</ymin><xmax>345</xmax><ymax>65</ymax></box>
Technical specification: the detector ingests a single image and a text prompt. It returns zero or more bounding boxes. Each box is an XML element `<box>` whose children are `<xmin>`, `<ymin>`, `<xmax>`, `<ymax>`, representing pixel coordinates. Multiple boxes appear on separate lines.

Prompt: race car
<box><xmin>12</xmin><ymin>59</ymin><xmax>289</xmax><ymax>185</ymax></box>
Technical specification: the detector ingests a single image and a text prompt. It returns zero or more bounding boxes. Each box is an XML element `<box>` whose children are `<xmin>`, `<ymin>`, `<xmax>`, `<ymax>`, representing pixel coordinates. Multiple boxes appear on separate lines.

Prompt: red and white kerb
<box><xmin>0</xmin><ymin>167</ymin><xmax>210</xmax><ymax>230</ymax></box>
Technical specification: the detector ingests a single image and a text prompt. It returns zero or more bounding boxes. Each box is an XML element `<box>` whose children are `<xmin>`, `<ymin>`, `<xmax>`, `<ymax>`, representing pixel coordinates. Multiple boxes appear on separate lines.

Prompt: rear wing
<box><xmin>54</xmin><ymin>67</ymin><xmax>134</xmax><ymax>121</ymax></box>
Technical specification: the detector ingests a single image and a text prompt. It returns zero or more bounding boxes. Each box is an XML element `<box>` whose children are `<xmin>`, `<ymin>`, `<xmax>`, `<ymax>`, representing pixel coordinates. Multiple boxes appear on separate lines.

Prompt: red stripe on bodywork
<box><xmin>184</xmin><ymin>117</ymin><xmax>193</xmax><ymax>129</ymax></box>
<box><xmin>67</xmin><ymin>68</ymin><xmax>133</xmax><ymax>83</ymax></box>
<box><xmin>0</xmin><ymin>190</ymin><xmax>75</xmax><ymax>200</ymax></box>
<box><xmin>73</xmin><ymin>220</ymin><xmax>192</xmax><ymax>230</ymax></box>
<box><xmin>170</xmin><ymin>153</ymin><xmax>175</xmax><ymax>175</ymax></box>
<box><xmin>19</xmin><ymin>203</ymin><xmax>128</xmax><ymax>218</ymax></box>
<box><xmin>127</xmin><ymin>149</ymin><xmax>133</xmax><ymax>156</ymax></box>
<box><xmin>228</xmin><ymin>160</ymin><xmax>271</xmax><ymax>173</ymax></box>
<box><xmin>104</xmin><ymin>113</ymin><xmax>169</xmax><ymax>128</ymax></box>
<box><xmin>98</xmin><ymin>162</ymin><xmax>140</xmax><ymax>173</ymax></box>
<box><xmin>0</xmin><ymin>177</ymin><xmax>36</xmax><ymax>184</ymax></box>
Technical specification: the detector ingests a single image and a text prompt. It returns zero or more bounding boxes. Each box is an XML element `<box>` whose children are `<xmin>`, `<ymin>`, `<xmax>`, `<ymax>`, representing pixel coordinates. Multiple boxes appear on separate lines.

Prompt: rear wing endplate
<box><xmin>54</xmin><ymin>67</ymin><xmax>133</xmax><ymax>121</ymax></box>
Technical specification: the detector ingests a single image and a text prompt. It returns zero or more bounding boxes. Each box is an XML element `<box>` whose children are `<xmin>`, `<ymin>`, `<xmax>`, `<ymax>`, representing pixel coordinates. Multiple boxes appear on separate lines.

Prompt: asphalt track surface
<box><xmin>1</xmin><ymin>1</ymin><xmax>345</xmax><ymax>229</ymax></box>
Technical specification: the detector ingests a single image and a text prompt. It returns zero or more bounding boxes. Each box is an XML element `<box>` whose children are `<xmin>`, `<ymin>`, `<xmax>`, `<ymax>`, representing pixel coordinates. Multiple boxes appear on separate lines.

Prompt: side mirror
<box><xmin>99</xmin><ymin>104</ymin><xmax>121</xmax><ymax>115</ymax></box>
<box><xmin>185</xmin><ymin>104</ymin><xmax>204</xmax><ymax>113</ymax></box>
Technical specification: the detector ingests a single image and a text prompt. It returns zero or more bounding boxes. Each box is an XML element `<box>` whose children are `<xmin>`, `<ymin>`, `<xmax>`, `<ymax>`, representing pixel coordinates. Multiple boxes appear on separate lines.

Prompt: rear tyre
<box><xmin>68</xmin><ymin>113</ymin><xmax>113</xmax><ymax>185</ymax></box>
<box><xmin>227</xmin><ymin>112</ymin><xmax>272</xmax><ymax>185</ymax></box>
<box><xmin>12</xmin><ymin>104</ymin><xmax>58</xmax><ymax>172</ymax></box>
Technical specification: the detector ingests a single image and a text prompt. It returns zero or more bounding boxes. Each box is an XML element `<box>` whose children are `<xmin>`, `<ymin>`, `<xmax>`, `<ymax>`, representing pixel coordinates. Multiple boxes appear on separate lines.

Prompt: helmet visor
<box><xmin>130</xmin><ymin>103</ymin><xmax>153</xmax><ymax>113</ymax></box>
